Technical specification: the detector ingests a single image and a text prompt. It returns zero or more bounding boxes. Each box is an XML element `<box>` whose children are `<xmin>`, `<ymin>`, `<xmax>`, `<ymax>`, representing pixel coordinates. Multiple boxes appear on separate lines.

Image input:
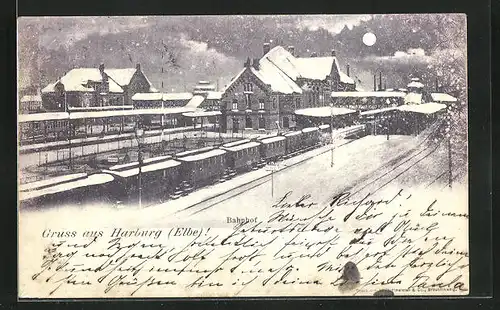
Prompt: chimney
<box><xmin>288</xmin><ymin>46</ymin><xmax>295</xmax><ymax>56</ymax></box>
<box><xmin>373</xmin><ymin>74</ymin><xmax>377</xmax><ymax>91</ymax></box>
<box><xmin>346</xmin><ymin>64</ymin><xmax>350</xmax><ymax>77</ymax></box>
<box><xmin>244</xmin><ymin>57</ymin><xmax>251</xmax><ymax>68</ymax></box>
<box><xmin>379</xmin><ymin>72</ymin><xmax>382</xmax><ymax>91</ymax></box>
<box><xmin>311</xmin><ymin>52</ymin><xmax>318</xmax><ymax>57</ymax></box>
<box><xmin>263</xmin><ymin>42</ymin><xmax>270</xmax><ymax>56</ymax></box>
<box><xmin>136</xmin><ymin>63</ymin><xmax>141</xmax><ymax>71</ymax></box>
<box><xmin>435</xmin><ymin>77</ymin><xmax>439</xmax><ymax>91</ymax></box>
<box><xmin>252</xmin><ymin>58</ymin><xmax>260</xmax><ymax>70</ymax></box>
<box><xmin>99</xmin><ymin>63</ymin><xmax>105</xmax><ymax>73</ymax></box>
<box><xmin>331</xmin><ymin>49</ymin><xmax>336</xmax><ymax>57</ymax></box>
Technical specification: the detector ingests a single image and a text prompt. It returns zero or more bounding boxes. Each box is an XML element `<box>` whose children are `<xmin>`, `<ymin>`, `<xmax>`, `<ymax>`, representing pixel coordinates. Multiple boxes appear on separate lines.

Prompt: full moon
<box><xmin>362</xmin><ymin>32</ymin><xmax>377</xmax><ymax>46</ymax></box>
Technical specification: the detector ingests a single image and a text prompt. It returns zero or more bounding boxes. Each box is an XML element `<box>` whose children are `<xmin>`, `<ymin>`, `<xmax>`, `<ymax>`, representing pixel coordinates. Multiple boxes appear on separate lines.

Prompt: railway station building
<box><xmin>221</xmin><ymin>43</ymin><xmax>355</xmax><ymax>133</ymax></box>
<box><xmin>41</xmin><ymin>63</ymin><xmax>158</xmax><ymax>112</ymax></box>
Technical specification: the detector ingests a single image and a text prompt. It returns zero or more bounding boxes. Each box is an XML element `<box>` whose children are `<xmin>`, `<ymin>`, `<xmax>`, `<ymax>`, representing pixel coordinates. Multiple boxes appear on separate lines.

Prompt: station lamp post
<box><xmin>135</xmin><ymin>127</ymin><xmax>145</xmax><ymax>208</ymax></box>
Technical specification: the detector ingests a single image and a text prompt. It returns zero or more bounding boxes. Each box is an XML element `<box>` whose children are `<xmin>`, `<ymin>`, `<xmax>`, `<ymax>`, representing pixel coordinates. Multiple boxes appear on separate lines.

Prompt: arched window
<box><xmin>232</xmin><ymin>99</ymin><xmax>238</xmax><ymax>110</ymax></box>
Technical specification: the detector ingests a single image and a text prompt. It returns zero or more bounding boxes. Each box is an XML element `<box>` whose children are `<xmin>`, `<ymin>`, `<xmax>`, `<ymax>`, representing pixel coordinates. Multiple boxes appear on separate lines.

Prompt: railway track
<box><xmin>331</xmin><ymin>120</ymin><xmax>444</xmax><ymax>201</ymax></box>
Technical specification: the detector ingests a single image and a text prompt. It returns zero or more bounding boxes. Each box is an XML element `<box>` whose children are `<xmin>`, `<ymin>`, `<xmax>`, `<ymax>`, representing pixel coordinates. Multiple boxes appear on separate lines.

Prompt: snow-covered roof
<box><xmin>104</xmin><ymin>69</ymin><xmax>136</xmax><ymax>86</ymax></box>
<box><xmin>206</xmin><ymin>91</ymin><xmax>223</xmax><ymax>100</ymax></box>
<box><xmin>41</xmin><ymin>67</ymin><xmax>156</xmax><ymax>94</ymax></box>
<box><xmin>107</xmin><ymin>160</ymin><xmax>181</xmax><ymax>178</ymax></box>
<box><xmin>176</xmin><ymin>146</ymin><xmax>215</xmax><ymax>157</ymax></box>
<box><xmin>294</xmin><ymin>57</ymin><xmax>336</xmax><ymax>81</ymax></box>
<box><xmin>18</xmin><ymin>112</ymin><xmax>69</xmax><ymax>122</ymax></box>
<box><xmin>260</xmin><ymin>136</ymin><xmax>286</xmax><ymax>144</ymax></box>
<box><xmin>252</xmin><ymin>61</ymin><xmax>302</xmax><ymax>94</ymax></box>
<box><xmin>19</xmin><ymin>173</ymin><xmax>87</xmax><ymax>192</ymax></box>
<box><xmin>295</xmin><ymin>107</ymin><xmax>357</xmax><ymax>117</ymax></box>
<box><xmin>223</xmin><ymin>68</ymin><xmax>247</xmax><ymax>93</ymax></box>
<box><xmin>404</xmin><ymin>93</ymin><xmax>423</xmax><ymax>104</ymax></box>
<box><xmin>182</xmin><ymin>110</ymin><xmax>221</xmax><ymax>118</ymax></box>
<box><xmin>222</xmin><ymin>139</ymin><xmax>251</xmax><ymax>148</ymax></box>
<box><xmin>360</xmin><ymin>107</ymin><xmax>399</xmax><ymax>116</ymax></box>
<box><xmin>42</xmin><ymin>68</ymin><xmax>123</xmax><ymax>93</ymax></box>
<box><xmin>331</xmin><ymin>91</ymin><xmax>406</xmax><ymax>98</ymax></box>
<box><xmin>319</xmin><ymin>124</ymin><xmax>330</xmax><ymax>130</ymax></box>
<box><xmin>407</xmin><ymin>81</ymin><xmax>425</xmax><ymax>88</ymax></box>
<box><xmin>177</xmin><ymin>149</ymin><xmax>226</xmax><ymax>162</ymax></box>
<box><xmin>302</xmin><ymin>127</ymin><xmax>319</xmax><ymax>133</ymax></box>
<box><xmin>132</xmin><ymin>92</ymin><xmax>164</xmax><ymax>101</ymax></box>
<box><xmin>163</xmin><ymin>92</ymin><xmax>194</xmax><ymax>101</ymax></box>
<box><xmin>19</xmin><ymin>173</ymin><xmax>114</xmax><ymax>201</ymax></box>
<box><xmin>109</xmin><ymin>155</ymin><xmax>172</xmax><ymax>171</ymax></box>
<box><xmin>339</xmin><ymin>72</ymin><xmax>355</xmax><ymax>84</ymax></box>
<box><xmin>430</xmin><ymin>93</ymin><xmax>458</xmax><ymax>102</ymax></box>
<box><xmin>398</xmin><ymin>102</ymin><xmax>447</xmax><ymax>114</ymax></box>
<box><xmin>185</xmin><ymin>95</ymin><xmax>205</xmax><ymax>108</ymax></box>
<box><xmin>69</xmin><ymin>107</ymin><xmax>194</xmax><ymax>119</ymax></box>
<box><xmin>19</xmin><ymin>108</ymin><xmax>194</xmax><ymax>122</ymax></box>
<box><xmin>222</xmin><ymin>141</ymin><xmax>261</xmax><ymax>152</ymax></box>
<box><xmin>224</xmin><ymin>46</ymin><xmax>350</xmax><ymax>95</ymax></box>
<box><xmin>68</xmin><ymin>105</ymin><xmax>134</xmax><ymax>111</ymax></box>
<box><xmin>284</xmin><ymin>131</ymin><xmax>302</xmax><ymax>137</ymax></box>
<box><xmin>20</xmin><ymin>95</ymin><xmax>42</xmax><ymax>102</ymax></box>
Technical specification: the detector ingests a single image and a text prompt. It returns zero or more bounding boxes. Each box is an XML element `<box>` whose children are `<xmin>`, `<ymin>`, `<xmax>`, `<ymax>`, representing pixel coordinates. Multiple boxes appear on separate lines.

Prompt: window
<box><xmin>244</xmin><ymin>83</ymin><xmax>253</xmax><ymax>92</ymax></box>
<box><xmin>232</xmin><ymin>99</ymin><xmax>238</xmax><ymax>110</ymax></box>
<box><xmin>259</xmin><ymin>99</ymin><xmax>265</xmax><ymax>110</ymax></box>
<box><xmin>245</xmin><ymin>94</ymin><xmax>251</xmax><ymax>109</ymax></box>
<box><xmin>295</xmin><ymin>98</ymin><xmax>301</xmax><ymax>109</ymax></box>
<box><xmin>272</xmin><ymin>97</ymin><xmax>277</xmax><ymax>109</ymax></box>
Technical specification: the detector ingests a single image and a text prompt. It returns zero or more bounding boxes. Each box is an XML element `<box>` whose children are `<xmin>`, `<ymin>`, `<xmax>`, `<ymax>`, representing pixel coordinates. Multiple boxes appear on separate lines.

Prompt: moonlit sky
<box><xmin>17</xmin><ymin>14</ymin><xmax>466</xmax><ymax>93</ymax></box>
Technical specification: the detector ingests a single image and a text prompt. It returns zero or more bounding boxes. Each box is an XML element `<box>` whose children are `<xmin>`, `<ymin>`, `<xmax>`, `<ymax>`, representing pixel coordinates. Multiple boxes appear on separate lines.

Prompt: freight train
<box><xmin>19</xmin><ymin>124</ymin><xmax>366</xmax><ymax>208</ymax></box>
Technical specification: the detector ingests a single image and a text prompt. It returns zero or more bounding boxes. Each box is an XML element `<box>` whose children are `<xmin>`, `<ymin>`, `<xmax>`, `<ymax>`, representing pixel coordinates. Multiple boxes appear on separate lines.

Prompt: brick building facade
<box><xmin>221</xmin><ymin>44</ymin><xmax>356</xmax><ymax>132</ymax></box>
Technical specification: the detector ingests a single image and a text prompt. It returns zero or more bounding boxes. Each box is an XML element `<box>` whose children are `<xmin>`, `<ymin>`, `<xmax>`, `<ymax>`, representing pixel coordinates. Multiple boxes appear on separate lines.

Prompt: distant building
<box><xmin>19</xmin><ymin>89</ymin><xmax>43</xmax><ymax>114</ymax></box>
<box><xmin>131</xmin><ymin>81</ymin><xmax>224</xmax><ymax>130</ymax></box>
<box><xmin>41</xmin><ymin>63</ymin><xmax>158</xmax><ymax>112</ymax></box>
<box><xmin>221</xmin><ymin>43</ymin><xmax>355</xmax><ymax>132</ymax></box>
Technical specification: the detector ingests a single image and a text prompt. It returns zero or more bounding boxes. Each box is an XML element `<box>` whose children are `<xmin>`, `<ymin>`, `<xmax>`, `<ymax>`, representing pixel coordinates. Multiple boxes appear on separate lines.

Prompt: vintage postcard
<box><xmin>17</xmin><ymin>14</ymin><xmax>469</xmax><ymax>298</ymax></box>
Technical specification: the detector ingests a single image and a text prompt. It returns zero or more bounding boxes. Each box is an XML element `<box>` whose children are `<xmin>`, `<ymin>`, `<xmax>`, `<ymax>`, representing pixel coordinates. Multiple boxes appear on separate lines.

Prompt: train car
<box><xmin>176</xmin><ymin>148</ymin><xmax>227</xmax><ymax>187</ymax></box>
<box><xmin>318</xmin><ymin>124</ymin><xmax>330</xmax><ymax>134</ymax></box>
<box><xmin>301</xmin><ymin>127</ymin><xmax>320</xmax><ymax>149</ymax></box>
<box><xmin>221</xmin><ymin>141</ymin><xmax>261</xmax><ymax>172</ymax></box>
<box><xmin>175</xmin><ymin>146</ymin><xmax>215</xmax><ymax>158</ymax></box>
<box><xmin>259</xmin><ymin>136</ymin><xmax>286</xmax><ymax>163</ymax></box>
<box><xmin>341</xmin><ymin>124</ymin><xmax>367</xmax><ymax>139</ymax></box>
<box><xmin>19</xmin><ymin>172</ymin><xmax>115</xmax><ymax>208</ymax></box>
<box><xmin>104</xmin><ymin>156</ymin><xmax>182</xmax><ymax>203</ymax></box>
<box><xmin>283</xmin><ymin>131</ymin><xmax>303</xmax><ymax>156</ymax></box>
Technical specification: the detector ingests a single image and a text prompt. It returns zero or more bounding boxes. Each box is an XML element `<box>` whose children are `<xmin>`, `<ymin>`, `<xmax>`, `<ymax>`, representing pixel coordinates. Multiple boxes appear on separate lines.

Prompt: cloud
<box><xmin>296</xmin><ymin>15</ymin><xmax>372</xmax><ymax>34</ymax></box>
<box><xmin>18</xmin><ymin>16</ymin><xmax>153</xmax><ymax>50</ymax></box>
<box><xmin>178</xmin><ymin>35</ymin><xmax>239</xmax><ymax>66</ymax></box>
<box><xmin>363</xmin><ymin>48</ymin><xmax>432</xmax><ymax>65</ymax></box>
<box><xmin>362</xmin><ymin>47</ymin><xmax>465</xmax><ymax>68</ymax></box>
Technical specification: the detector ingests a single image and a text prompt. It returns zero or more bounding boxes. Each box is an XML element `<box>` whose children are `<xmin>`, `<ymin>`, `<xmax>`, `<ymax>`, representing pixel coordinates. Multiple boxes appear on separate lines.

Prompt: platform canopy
<box><xmin>397</xmin><ymin>102</ymin><xmax>447</xmax><ymax>114</ymax></box>
<box><xmin>182</xmin><ymin>110</ymin><xmax>222</xmax><ymax>118</ymax></box>
<box><xmin>295</xmin><ymin>106</ymin><xmax>357</xmax><ymax>118</ymax></box>
<box><xmin>359</xmin><ymin>107</ymin><xmax>399</xmax><ymax>116</ymax></box>
<box><xmin>331</xmin><ymin>91</ymin><xmax>406</xmax><ymax>98</ymax></box>
<box><xmin>430</xmin><ymin>93</ymin><xmax>458</xmax><ymax>102</ymax></box>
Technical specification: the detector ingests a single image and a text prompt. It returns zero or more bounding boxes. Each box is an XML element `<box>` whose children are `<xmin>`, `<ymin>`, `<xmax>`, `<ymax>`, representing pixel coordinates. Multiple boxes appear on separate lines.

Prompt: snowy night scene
<box><xmin>17</xmin><ymin>14</ymin><xmax>470</xmax><ymax>298</ymax></box>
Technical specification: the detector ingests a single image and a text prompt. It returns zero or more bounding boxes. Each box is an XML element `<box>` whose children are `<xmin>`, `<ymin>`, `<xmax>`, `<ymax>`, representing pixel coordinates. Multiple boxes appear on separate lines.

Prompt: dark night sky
<box><xmin>17</xmin><ymin>14</ymin><xmax>466</xmax><ymax>93</ymax></box>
